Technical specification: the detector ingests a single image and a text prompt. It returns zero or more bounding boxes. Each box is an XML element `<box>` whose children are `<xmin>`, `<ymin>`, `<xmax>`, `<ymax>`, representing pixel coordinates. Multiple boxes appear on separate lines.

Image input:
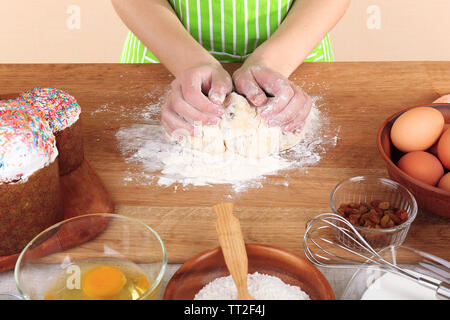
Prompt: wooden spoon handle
<box><xmin>213</xmin><ymin>203</ymin><xmax>254</xmax><ymax>300</ymax></box>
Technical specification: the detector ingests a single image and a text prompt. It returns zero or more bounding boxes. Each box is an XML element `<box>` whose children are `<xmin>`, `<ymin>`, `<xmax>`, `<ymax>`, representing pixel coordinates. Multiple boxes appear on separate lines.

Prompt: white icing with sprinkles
<box><xmin>0</xmin><ymin>101</ymin><xmax>58</xmax><ymax>183</ymax></box>
<box><xmin>1</xmin><ymin>88</ymin><xmax>80</xmax><ymax>183</ymax></box>
<box><xmin>18</xmin><ymin>87</ymin><xmax>81</xmax><ymax>132</ymax></box>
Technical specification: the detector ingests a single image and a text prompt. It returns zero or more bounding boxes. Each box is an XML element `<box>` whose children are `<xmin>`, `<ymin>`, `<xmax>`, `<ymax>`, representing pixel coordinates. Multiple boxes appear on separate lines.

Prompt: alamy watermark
<box><xmin>66</xmin><ymin>5</ymin><xmax>81</xmax><ymax>30</ymax></box>
<box><xmin>366</xmin><ymin>5</ymin><xmax>381</xmax><ymax>30</ymax></box>
<box><xmin>169</xmin><ymin>120</ymin><xmax>286</xmax><ymax>161</ymax></box>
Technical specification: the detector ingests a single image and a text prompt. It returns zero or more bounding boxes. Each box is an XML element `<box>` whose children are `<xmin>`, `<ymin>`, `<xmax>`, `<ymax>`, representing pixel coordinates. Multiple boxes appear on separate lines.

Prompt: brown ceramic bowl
<box><xmin>163</xmin><ymin>243</ymin><xmax>335</xmax><ymax>300</ymax></box>
<box><xmin>377</xmin><ymin>103</ymin><xmax>450</xmax><ymax>218</ymax></box>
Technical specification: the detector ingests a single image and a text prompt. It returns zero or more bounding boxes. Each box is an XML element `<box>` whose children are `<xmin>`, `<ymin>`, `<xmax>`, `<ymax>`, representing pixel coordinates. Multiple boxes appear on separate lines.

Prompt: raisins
<box><xmin>337</xmin><ymin>200</ymin><xmax>408</xmax><ymax>229</ymax></box>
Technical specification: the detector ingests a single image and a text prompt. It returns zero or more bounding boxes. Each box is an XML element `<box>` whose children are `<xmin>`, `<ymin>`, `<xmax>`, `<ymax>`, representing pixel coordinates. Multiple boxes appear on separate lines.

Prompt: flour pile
<box><xmin>194</xmin><ymin>272</ymin><xmax>310</xmax><ymax>300</ymax></box>
<box><xmin>115</xmin><ymin>94</ymin><xmax>339</xmax><ymax>192</ymax></box>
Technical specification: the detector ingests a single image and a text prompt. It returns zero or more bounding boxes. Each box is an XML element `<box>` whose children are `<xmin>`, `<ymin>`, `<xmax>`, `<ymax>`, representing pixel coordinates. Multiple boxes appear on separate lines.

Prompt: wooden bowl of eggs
<box><xmin>377</xmin><ymin>103</ymin><xmax>450</xmax><ymax>218</ymax></box>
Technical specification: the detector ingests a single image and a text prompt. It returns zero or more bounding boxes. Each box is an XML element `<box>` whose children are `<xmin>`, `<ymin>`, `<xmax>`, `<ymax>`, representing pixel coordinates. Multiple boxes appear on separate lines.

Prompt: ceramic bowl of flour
<box><xmin>163</xmin><ymin>243</ymin><xmax>335</xmax><ymax>300</ymax></box>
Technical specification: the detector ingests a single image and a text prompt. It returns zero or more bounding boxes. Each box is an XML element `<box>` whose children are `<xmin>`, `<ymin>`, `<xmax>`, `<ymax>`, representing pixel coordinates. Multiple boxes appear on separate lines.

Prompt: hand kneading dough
<box><xmin>178</xmin><ymin>92</ymin><xmax>314</xmax><ymax>159</ymax></box>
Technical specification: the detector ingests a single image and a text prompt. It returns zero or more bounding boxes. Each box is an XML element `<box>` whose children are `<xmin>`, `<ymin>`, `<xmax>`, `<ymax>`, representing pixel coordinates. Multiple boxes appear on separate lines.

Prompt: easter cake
<box><xmin>18</xmin><ymin>88</ymin><xmax>84</xmax><ymax>175</ymax></box>
<box><xmin>0</xmin><ymin>104</ymin><xmax>64</xmax><ymax>256</ymax></box>
<box><xmin>0</xmin><ymin>88</ymin><xmax>84</xmax><ymax>256</ymax></box>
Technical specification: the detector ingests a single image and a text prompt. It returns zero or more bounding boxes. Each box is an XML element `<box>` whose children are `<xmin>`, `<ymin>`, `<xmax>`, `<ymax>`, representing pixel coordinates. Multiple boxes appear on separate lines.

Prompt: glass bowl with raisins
<box><xmin>329</xmin><ymin>176</ymin><xmax>418</xmax><ymax>250</ymax></box>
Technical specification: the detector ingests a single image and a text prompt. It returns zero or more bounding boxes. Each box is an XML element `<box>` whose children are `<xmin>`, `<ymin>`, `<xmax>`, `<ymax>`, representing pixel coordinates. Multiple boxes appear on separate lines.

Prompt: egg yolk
<box><xmin>81</xmin><ymin>265</ymin><xmax>127</xmax><ymax>299</ymax></box>
<box><xmin>137</xmin><ymin>274</ymin><xmax>150</xmax><ymax>292</ymax></box>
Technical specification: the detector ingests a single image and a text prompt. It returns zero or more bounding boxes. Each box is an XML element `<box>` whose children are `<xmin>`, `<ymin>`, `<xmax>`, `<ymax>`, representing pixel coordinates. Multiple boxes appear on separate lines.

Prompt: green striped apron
<box><xmin>121</xmin><ymin>0</ymin><xmax>334</xmax><ymax>64</ymax></box>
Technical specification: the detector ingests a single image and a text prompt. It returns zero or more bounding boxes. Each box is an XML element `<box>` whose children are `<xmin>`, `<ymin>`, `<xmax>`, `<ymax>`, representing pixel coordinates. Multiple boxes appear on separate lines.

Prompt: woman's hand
<box><xmin>112</xmin><ymin>0</ymin><xmax>233</xmax><ymax>137</ymax></box>
<box><xmin>229</xmin><ymin>0</ymin><xmax>350</xmax><ymax>133</ymax></box>
<box><xmin>162</xmin><ymin>63</ymin><xmax>232</xmax><ymax>137</ymax></box>
<box><xmin>233</xmin><ymin>64</ymin><xmax>312</xmax><ymax>133</ymax></box>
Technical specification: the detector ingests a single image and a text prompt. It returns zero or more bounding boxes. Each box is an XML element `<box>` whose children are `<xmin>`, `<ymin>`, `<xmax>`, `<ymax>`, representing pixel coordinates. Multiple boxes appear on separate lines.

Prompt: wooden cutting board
<box><xmin>0</xmin><ymin>62</ymin><xmax>449</xmax><ymax>263</ymax></box>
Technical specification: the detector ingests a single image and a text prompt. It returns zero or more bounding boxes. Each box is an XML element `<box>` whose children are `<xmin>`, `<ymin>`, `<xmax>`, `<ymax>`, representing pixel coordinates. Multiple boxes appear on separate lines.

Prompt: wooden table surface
<box><xmin>1</xmin><ymin>62</ymin><xmax>449</xmax><ymax>263</ymax></box>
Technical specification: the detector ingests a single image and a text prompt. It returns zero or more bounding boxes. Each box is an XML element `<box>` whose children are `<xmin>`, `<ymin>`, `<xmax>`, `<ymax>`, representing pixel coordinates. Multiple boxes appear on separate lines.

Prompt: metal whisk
<box><xmin>303</xmin><ymin>212</ymin><xmax>450</xmax><ymax>299</ymax></box>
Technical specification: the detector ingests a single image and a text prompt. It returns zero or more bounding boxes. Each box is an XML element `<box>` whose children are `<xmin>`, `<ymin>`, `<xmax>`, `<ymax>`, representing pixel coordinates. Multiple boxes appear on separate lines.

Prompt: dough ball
<box><xmin>171</xmin><ymin>92</ymin><xmax>314</xmax><ymax>159</ymax></box>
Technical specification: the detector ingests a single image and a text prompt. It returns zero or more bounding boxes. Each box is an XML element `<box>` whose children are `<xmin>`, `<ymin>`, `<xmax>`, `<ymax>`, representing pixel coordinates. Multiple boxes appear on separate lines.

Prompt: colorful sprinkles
<box><xmin>0</xmin><ymin>100</ymin><xmax>57</xmax><ymax>183</ymax></box>
<box><xmin>0</xmin><ymin>99</ymin><xmax>14</xmax><ymax>109</ymax></box>
<box><xmin>1</xmin><ymin>88</ymin><xmax>80</xmax><ymax>183</ymax></box>
<box><xmin>18</xmin><ymin>87</ymin><xmax>81</xmax><ymax>132</ymax></box>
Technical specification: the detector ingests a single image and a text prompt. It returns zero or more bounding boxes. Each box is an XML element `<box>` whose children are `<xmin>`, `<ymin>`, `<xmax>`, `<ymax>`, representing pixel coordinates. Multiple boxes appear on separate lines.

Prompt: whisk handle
<box><xmin>416</xmin><ymin>275</ymin><xmax>450</xmax><ymax>300</ymax></box>
<box><xmin>398</xmin><ymin>266</ymin><xmax>450</xmax><ymax>300</ymax></box>
<box><xmin>436</xmin><ymin>281</ymin><xmax>450</xmax><ymax>300</ymax></box>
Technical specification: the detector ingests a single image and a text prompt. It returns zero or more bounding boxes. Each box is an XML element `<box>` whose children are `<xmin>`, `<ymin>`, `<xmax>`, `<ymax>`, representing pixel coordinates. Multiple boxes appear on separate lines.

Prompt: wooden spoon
<box><xmin>213</xmin><ymin>202</ymin><xmax>255</xmax><ymax>300</ymax></box>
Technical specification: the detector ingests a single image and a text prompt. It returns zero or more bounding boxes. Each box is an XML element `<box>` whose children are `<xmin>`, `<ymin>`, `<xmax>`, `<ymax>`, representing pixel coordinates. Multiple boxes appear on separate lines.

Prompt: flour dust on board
<box><xmin>115</xmin><ymin>93</ymin><xmax>339</xmax><ymax>193</ymax></box>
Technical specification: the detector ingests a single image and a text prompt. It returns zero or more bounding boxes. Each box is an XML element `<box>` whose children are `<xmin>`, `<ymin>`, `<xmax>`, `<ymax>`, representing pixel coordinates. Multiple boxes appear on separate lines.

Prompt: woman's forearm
<box><xmin>246</xmin><ymin>0</ymin><xmax>351</xmax><ymax>77</ymax></box>
<box><xmin>111</xmin><ymin>0</ymin><xmax>219</xmax><ymax>76</ymax></box>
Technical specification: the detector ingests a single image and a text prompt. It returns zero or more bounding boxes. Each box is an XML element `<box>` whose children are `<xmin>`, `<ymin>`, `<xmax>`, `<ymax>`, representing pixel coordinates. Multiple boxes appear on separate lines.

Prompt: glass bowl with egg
<box><xmin>377</xmin><ymin>104</ymin><xmax>450</xmax><ymax>218</ymax></box>
<box><xmin>329</xmin><ymin>176</ymin><xmax>418</xmax><ymax>250</ymax></box>
<box><xmin>14</xmin><ymin>213</ymin><xmax>167</xmax><ymax>300</ymax></box>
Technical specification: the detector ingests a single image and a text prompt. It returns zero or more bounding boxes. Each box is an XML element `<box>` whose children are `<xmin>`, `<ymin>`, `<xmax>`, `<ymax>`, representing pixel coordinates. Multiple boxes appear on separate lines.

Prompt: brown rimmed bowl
<box><xmin>377</xmin><ymin>104</ymin><xmax>450</xmax><ymax>218</ymax></box>
<box><xmin>163</xmin><ymin>243</ymin><xmax>335</xmax><ymax>300</ymax></box>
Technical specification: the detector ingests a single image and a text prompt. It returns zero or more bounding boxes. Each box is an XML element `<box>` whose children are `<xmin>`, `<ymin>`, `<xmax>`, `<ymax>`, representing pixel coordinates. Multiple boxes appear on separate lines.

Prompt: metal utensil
<box><xmin>303</xmin><ymin>212</ymin><xmax>450</xmax><ymax>299</ymax></box>
<box><xmin>213</xmin><ymin>202</ymin><xmax>255</xmax><ymax>300</ymax></box>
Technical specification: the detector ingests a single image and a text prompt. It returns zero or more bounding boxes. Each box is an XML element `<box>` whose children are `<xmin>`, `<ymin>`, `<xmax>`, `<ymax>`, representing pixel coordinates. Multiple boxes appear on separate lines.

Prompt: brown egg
<box><xmin>397</xmin><ymin>151</ymin><xmax>444</xmax><ymax>186</ymax></box>
<box><xmin>391</xmin><ymin>107</ymin><xmax>444</xmax><ymax>152</ymax></box>
<box><xmin>428</xmin><ymin>125</ymin><xmax>448</xmax><ymax>156</ymax></box>
<box><xmin>437</xmin><ymin>128</ymin><xmax>450</xmax><ymax>170</ymax></box>
<box><xmin>438</xmin><ymin>173</ymin><xmax>450</xmax><ymax>192</ymax></box>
